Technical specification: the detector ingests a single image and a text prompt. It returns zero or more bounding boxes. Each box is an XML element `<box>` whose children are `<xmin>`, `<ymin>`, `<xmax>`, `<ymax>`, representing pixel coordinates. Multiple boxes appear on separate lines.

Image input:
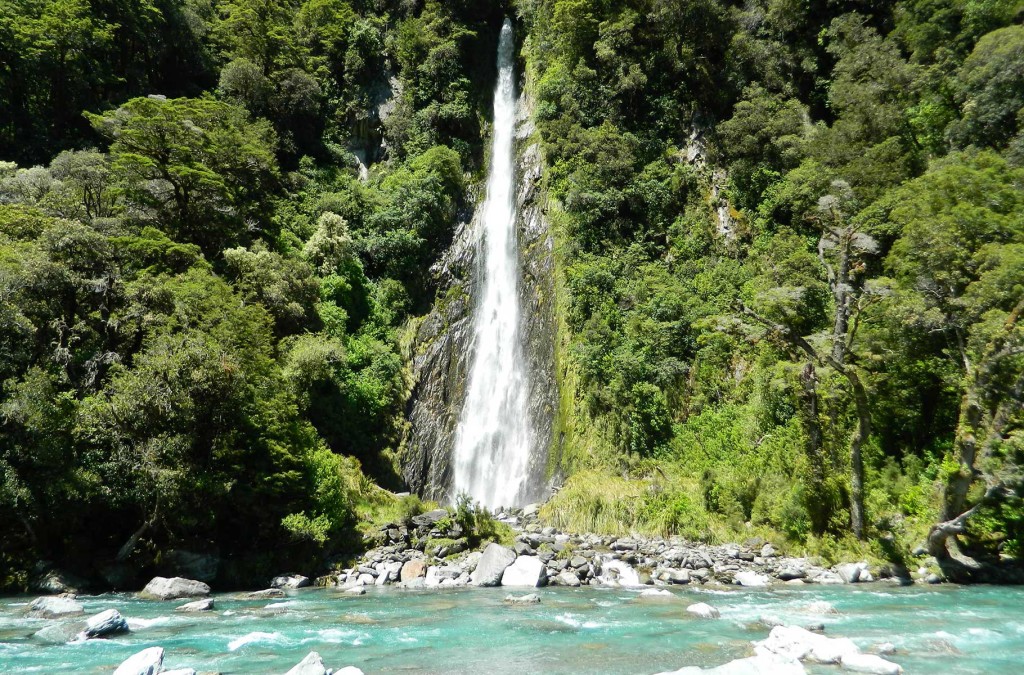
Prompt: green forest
<box><xmin>1</xmin><ymin>0</ymin><xmax>1023</xmax><ymax>589</ymax></box>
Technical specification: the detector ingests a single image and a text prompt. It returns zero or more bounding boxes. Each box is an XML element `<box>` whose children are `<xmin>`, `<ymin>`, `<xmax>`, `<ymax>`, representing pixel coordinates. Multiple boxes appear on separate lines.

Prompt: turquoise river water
<box><xmin>1</xmin><ymin>584</ymin><xmax>1022</xmax><ymax>673</ymax></box>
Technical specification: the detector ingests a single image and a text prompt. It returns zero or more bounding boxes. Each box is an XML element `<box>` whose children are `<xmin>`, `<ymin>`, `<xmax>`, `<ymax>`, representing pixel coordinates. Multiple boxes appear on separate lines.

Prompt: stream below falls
<box><xmin>1</xmin><ymin>584</ymin><xmax>1022</xmax><ymax>673</ymax></box>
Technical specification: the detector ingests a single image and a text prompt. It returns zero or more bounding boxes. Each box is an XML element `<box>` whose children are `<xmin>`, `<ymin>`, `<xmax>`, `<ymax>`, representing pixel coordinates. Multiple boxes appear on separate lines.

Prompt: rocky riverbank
<box><xmin>317</xmin><ymin>505</ymin><xmax>913</xmax><ymax>592</ymax></box>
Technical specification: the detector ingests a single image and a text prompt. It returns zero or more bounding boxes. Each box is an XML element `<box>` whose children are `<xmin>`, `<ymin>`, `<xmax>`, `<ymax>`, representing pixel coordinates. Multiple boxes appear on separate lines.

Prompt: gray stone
<box><xmin>551</xmin><ymin>571</ymin><xmax>581</xmax><ymax>587</ymax></box>
<box><xmin>401</xmin><ymin>559</ymin><xmax>427</xmax><ymax>582</ymax></box>
<box><xmin>835</xmin><ymin>563</ymin><xmax>863</xmax><ymax>584</ymax></box>
<box><xmin>777</xmin><ymin>567</ymin><xmax>807</xmax><ymax>581</ymax></box>
<box><xmin>271</xmin><ymin>574</ymin><xmax>310</xmax><ymax>589</ymax></box>
<box><xmin>513</xmin><ymin>541</ymin><xmax>535</xmax><ymax>556</ymax></box>
<box><xmin>175</xmin><ymin>598</ymin><xmax>214</xmax><ymax>612</ymax></box>
<box><xmin>113</xmin><ymin>646</ymin><xmax>164</xmax><ymax>675</ymax></box>
<box><xmin>27</xmin><ymin>595</ymin><xmax>83</xmax><ymax>617</ymax></box>
<box><xmin>686</xmin><ymin>602</ymin><xmax>720</xmax><ymax>619</ymax></box>
<box><xmin>161</xmin><ymin>670</ymin><xmax>198</xmax><ymax>675</ymax></box>
<box><xmin>33</xmin><ymin>622</ymin><xmax>83</xmax><ymax>644</ymax></box>
<box><xmin>344</xmin><ymin>585</ymin><xmax>366</xmax><ymax>595</ymax></box>
<box><xmin>470</xmin><ymin>543</ymin><xmax>516</xmax><ymax>587</ymax></box>
<box><xmin>247</xmin><ymin>588</ymin><xmax>286</xmax><ymax>599</ymax></box>
<box><xmin>500</xmin><ymin>555</ymin><xmax>547</xmax><ymax>587</ymax></box>
<box><xmin>140</xmin><ymin>576</ymin><xmax>210</xmax><ymax>600</ymax></box>
<box><xmin>31</xmin><ymin>568</ymin><xmax>87</xmax><ymax>594</ymax></box>
<box><xmin>504</xmin><ymin>593</ymin><xmax>541</xmax><ymax>605</ymax></box>
<box><xmin>286</xmin><ymin>651</ymin><xmax>329</xmax><ymax>675</ymax></box>
<box><xmin>82</xmin><ymin>608</ymin><xmax>129</xmax><ymax>638</ymax></box>
<box><xmin>925</xmin><ymin>573</ymin><xmax>943</xmax><ymax>584</ymax></box>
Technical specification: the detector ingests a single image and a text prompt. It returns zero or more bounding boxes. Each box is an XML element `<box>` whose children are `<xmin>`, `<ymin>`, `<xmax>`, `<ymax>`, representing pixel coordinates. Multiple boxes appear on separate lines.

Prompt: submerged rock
<box><xmin>657</xmin><ymin>653</ymin><xmax>806</xmax><ymax>674</ymax></box>
<box><xmin>840</xmin><ymin>653</ymin><xmax>903</xmax><ymax>674</ymax></box>
<box><xmin>140</xmin><ymin>576</ymin><xmax>210</xmax><ymax>600</ymax></box>
<box><xmin>81</xmin><ymin>608</ymin><xmax>129</xmax><ymax>638</ymax></box>
<box><xmin>27</xmin><ymin>594</ymin><xmax>83</xmax><ymax>618</ymax></box>
<box><xmin>344</xmin><ymin>585</ymin><xmax>367</xmax><ymax>595</ymax></box>
<box><xmin>175</xmin><ymin>598</ymin><xmax>214</xmax><ymax>612</ymax></box>
<box><xmin>639</xmin><ymin>588</ymin><xmax>675</xmax><ymax>599</ymax></box>
<box><xmin>686</xmin><ymin>602</ymin><xmax>720</xmax><ymax>619</ymax></box>
<box><xmin>470</xmin><ymin>543</ymin><xmax>516</xmax><ymax>586</ymax></box>
<box><xmin>113</xmin><ymin>646</ymin><xmax>163</xmax><ymax>675</ymax></box>
<box><xmin>504</xmin><ymin>593</ymin><xmax>541</xmax><ymax>605</ymax></box>
<box><xmin>500</xmin><ymin>555</ymin><xmax>547</xmax><ymax>587</ymax></box>
<box><xmin>247</xmin><ymin>588</ymin><xmax>286</xmax><ymax>599</ymax></box>
<box><xmin>33</xmin><ymin>622</ymin><xmax>84</xmax><ymax>644</ymax></box>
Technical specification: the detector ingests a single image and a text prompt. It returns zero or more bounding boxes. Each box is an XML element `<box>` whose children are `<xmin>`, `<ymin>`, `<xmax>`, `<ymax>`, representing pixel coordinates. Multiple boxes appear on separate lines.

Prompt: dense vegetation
<box><xmin>1</xmin><ymin>0</ymin><xmax>1022</xmax><ymax>588</ymax></box>
<box><xmin>527</xmin><ymin>0</ymin><xmax>1024</xmax><ymax>579</ymax></box>
<box><xmin>0</xmin><ymin>0</ymin><xmax>505</xmax><ymax>588</ymax></box>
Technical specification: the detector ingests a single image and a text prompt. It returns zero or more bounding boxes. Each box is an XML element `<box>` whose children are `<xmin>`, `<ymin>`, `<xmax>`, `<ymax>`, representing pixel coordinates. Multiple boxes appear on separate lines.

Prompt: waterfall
<box><xmin>451</xmin><ymin>19</ymin><xmax>532</xmax><ymax>509</ymax></box>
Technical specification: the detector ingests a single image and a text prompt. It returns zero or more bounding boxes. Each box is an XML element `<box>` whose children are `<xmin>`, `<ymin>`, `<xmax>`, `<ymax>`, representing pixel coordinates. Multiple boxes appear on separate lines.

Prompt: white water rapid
<box><xmin>451</xmin><ymin>19</ymin><xmax>532</xmax><ymax>509</ymax></box>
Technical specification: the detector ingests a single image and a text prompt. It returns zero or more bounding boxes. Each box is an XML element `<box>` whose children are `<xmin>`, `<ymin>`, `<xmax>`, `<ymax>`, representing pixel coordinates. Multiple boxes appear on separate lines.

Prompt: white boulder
<box><xmin>755</xmin><ymin>625</ymin><xmax>859</xmax><ymax>664</ymax></box>
<box><xmin>140</xmin><ymin>576</ymin><xmax>210</xmax><ymax>600</ymax></box>
<box><xmin>27</xmin><ymin>595</ymin><xmax>83</xmax><ymax>617</ymax></box>
<box><xmin>113</xmin><ymin>646</ymin><xmax>164</xmax><ymax>675</ymax></box>
<box><xmin>657</xmin><ymin>653</ymin><xmax>806</xmax><ymax>674</ymax></box>
<box><xmin>686</xmin><ymin>602</ymin><xmax>720</xmax><ymax>619</ymax></box>
<box><xmin>598</xmin><ymin>559</ymin><xmax>642</xmax><ymax>587</ymax></box>
<box><xmin>81</xmin><ymin>608</ymin><xmax>129</xmax><ymax>638</ymax></box>
<box><xmin>734</xmin><ymin>571</ymin><xmax>771</xmax><ymax>587</ymax></box>
<box><xmin>271</xmin><ymin>574</ymin><xmax>310</xmax><ymax>589</ymax></box>
<box><xmin>470</xmin><ymin>543</ymin><xmax>516</xmax><ymax>586</ymax></box>
<box><xmin>841</xmin><ymin>653</ymin><xmax>903</xmax><ymax>674</ymax></box>
<box><xmin>501</xmin><ymin>555</ymin><xmax>547</xmax><ymax>587</ymax></box>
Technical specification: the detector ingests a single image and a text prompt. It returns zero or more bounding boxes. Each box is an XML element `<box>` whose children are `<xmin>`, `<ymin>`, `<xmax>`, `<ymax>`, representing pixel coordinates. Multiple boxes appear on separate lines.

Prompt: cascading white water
<box><xmin>451</xmin><ymin>19</ymin><xmax>532</xmax><ymax>509</ymax></box>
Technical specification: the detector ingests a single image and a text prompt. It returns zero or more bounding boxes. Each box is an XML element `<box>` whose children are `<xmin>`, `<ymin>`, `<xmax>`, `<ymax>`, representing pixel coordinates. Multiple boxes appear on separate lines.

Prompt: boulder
<box><xmin>804</xmin><ymin>601</ymin><xmax>838</xmax><ymax>615</ymax></box>
<box><xmin>658</xmin><ymin>568</ymin><xmax>691</xmax><ymax>584</ymax></box>
<box><xmin>551</xmin><ymin>571</ymin><xmax>581</xmax><ymax>587</ymax></box>
<box><xmin>639</xmin><ymin>588</ymin><xmax>674</xmax><ymax>599</ymax></box>
<box><xmin>470</xmin><ymin>543</ymin><xmax>516</xmax><ymax>587</ymax></box>
<box><xmin>840</xmin><ymin>653</ymin><xmax>903</xmax><ymax>674</ymax></box>
<box><xmin>810</xmin><ymin>571</ymin><xmax>845</xmax><ymax>585</ymax></box>
<box><xmin>162</xmin><ymin>670</ymin><xmax>198</xmax><ymax>675</ymax></box>
<box><xmin>411</xmin><ymin>509</ymin><xmax>448</xmax><ymax>527</ymax></box>
<box><xmin>271</xmin><ymin>574</ymin><xmax>310</xmax><ymax>589</ymax></box>
<box><xmin>834</xmin><ymin>563</ymin><xmax>863</xmax><ymax>584</ymax></box>
<box><xmin>500</xmin><ymin>555</ymin><xmax>547</xmax><ymax>587</ymax></box>
<box><xmin>344</xmin><ymin>585</ymin><xmax>366</xmax><ymax>595</ymax></box>
<box><xmin>31</xmin><ymin>567</ymin><xmax>87</xmax><ymax>594</ymax></box>
<box><xmin>598</xmin><ymin>559</ymin><xmax>641</xmax><ymax>587</ymax></box>
<box><xmin>113</xmin><ymin>646</ymin><xmax>164</xmax><ymax>675</ymax></box>
<box><xmin>686</xmin><ymin>602</ymin><xmax>720</xmax><ymax>619</ymax></box>
<box><xmin>734</xmin><ymin>571</ymin><xmax>770</xmax><ymax>587</ymax></box>
<box><xmin>400</xmin><ymin>559</ymin><xmax>427</xmax><ymax>583</ymax></box>
<box><xmin>176</xmin><ymin>598</ymin><xmax>214</xmax><ymax>612</ymax></box>
<box><xmin>27</xmin><ymin>595</ymin><xmax>83</xmax><ymax>618</ymax></box>
<box><xmin>81</xmin><ymin>608</ymin><xmax>129</xmax><ymax>638</ymax></box>
<box><xmin>286</xmin><ymin>651</ymin><xmax>329</xmax><ymax>675</ymax></box>
<box><xmin>247</xmin><ymin>588</ymin><xmax>286</xmax><ymax>599</ymax></box>
<box><xmin>140</xmin><ymin>576</ymin><xmax>210</xmax><ymax>600</ymax></box>
<box><xmin>755</xmin><ymin>625</ymin><xmax>859</xmax><ymax>664</ymax></box>
<box><xmin>33</xmin><ymin>622</ymin><xmax>84</xmax><ymax>644</ymax></box>
<box><xmin>656</xmin><ymin>653</ymin><xmax>805</xmax><ymax>674</ymax></box>
<box><xmin>504</xmin><ymin>593</ymin><xmax>541</xmax><ymax>605</ymax></box>
<box><xmin>777</xmin><ymin>568</ymin><xmax>806</xmax><ymax>581</ymax></box>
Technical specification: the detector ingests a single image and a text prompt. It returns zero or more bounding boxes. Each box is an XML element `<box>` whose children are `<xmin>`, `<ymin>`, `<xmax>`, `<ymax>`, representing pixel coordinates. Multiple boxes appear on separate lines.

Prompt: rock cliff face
<box><xmin>402</xmin><ymin>86</ymin><xmax>558</xmax><ymax>504</ymax></box>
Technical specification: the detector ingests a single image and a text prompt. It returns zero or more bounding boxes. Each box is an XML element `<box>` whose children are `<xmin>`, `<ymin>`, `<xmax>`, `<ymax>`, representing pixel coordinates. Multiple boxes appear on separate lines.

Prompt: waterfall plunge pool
<box><xmin>2</xmin><ymin>584</ymin><xmax>1022</xmax><ymax>673</ymax></box>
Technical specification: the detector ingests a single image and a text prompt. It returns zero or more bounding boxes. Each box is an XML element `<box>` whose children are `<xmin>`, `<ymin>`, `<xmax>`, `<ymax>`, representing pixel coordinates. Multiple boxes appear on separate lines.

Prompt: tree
<box><xmin>87</xmin><ymin>96</ymin><xmax>279</xmax><ymax>256</ymax></box>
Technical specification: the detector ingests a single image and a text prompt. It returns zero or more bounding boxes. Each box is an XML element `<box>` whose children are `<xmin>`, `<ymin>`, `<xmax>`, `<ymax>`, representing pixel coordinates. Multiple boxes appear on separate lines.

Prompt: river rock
<box><xmin>840</xmin><ymin>653</ymin><xmax>903</xmax><ymax>674</ymax></box>
<box><xmin>504</xmin><ymin>593</ymin><xmax>541</xmax><ymax>605</ymax></box>
<box><xmin>470</xmin><ymin>543</ymin><xmax>516</xmax><ymax>586</ymax></box>
<box><xmin>735</xmin><ymin>571</ymin><xmax>770</xmax><ymax>587</ymax></box>
<box><xmin>31</xmin><ymin>567</ymin><xmax>87</xmax><ymax>594</ymax></box>
<box><xmin>247</xmin><ymin>588</ymin><xmax>286</xmax><ymax>599</ymax></box>
<box><xmin>755</xmin><ymin>625</ymin><xmax>860</xmax><ymax>664</ymax></box>
<box><xmin>28</xmin><ymin>594</ymin><xmax>83</xmax><ymax>617</ymax></box>
<box><xmin>411</xmin><ymin>509</ymin><xmax>448</xmax><ymax>527</ymax></box>
<box><xmin>176</xmin><ymin>598</ymin><xmax>214</xmax><ymax>612</ymax></box>
<box><xmin>33</xmin><ymin>622</ymin><xmax>84</xmax><ymax>644</ymax></box>
<box><xmin>286</xmin><ymin>651</ymin><xmax>329</xmax><ymax>675</ymax></box>
<box><xmin>658</xmin><ymin>568</ymin><xmax>691</xmax><ymax>584</ymax></box>
<box><xmin>113</xmin><ymin>646</ymin><xmax>164</xmax><ymax>675</ymax></box>
<box><xmin>811</xmin><ymin>570</ymin><xmax>845</xmax><ymax>585</ymax></box>
<box><xmin>501</xmin><ymin>555</ymin><xmax>547</xmax><ymax>587</ymax></box>
<box><xmin>162</xmin><ymin>670</ymin><xmax>198</xmax><ymax>675</ymax></box>
<box><xmin>344</xmin><ymin>585</ymin><xmax>366</xmax><ymax>595</ymax></box>
<box><xmin>81</xmin><ymin>608</ymin><xmax>129</xmax><ymax>638</ymax></box>
<box><xmin>835</xmin><ymin>563</ymin><xmax>863</xmax><ymax>584</ymax></box>
<box><xmin>551</xmin><ymin>571</ymin><xmax>581</xmax><ymax>587</ymax></box>
<box><xmin>271</xmin><ymin>574</ymin><xmax>310</xmax><ymax>589</ymax></box>
<box><xmin>599</xmin><ymin>559</ymin><xmax>641</xmax><ymax>587</ymax></box>
<box><xmin>639</xmin><ymin>588</ymin><xmax>674</xmax><ymax>599</ymax></box>
<box><xmin>777</xmin><ymin>567</ymin><xmax>806</xmax><ymax>581</ymax></box>
<box><xmin>140</xmin><ymin>576</ymin><xmax>210</xmax><ymax>600</ymax></box>
<box><xmin>804</xmin><ymin>601</ymin><xmax>838</xmax><ymax>615</ymax></box>
<box><xmin>686</xmin><ymin>602</ymin><xmax>720</xmax><ymax>619</ymax></box>
<box><xmin>656</xmin><ymin>653</ymin><xmax>806</xmax><ymax>674</ymax></box>
<box><xmin>401</xmin><ymin>559</ymin><xmax>427</xmax><ymax>582</ymax></box>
